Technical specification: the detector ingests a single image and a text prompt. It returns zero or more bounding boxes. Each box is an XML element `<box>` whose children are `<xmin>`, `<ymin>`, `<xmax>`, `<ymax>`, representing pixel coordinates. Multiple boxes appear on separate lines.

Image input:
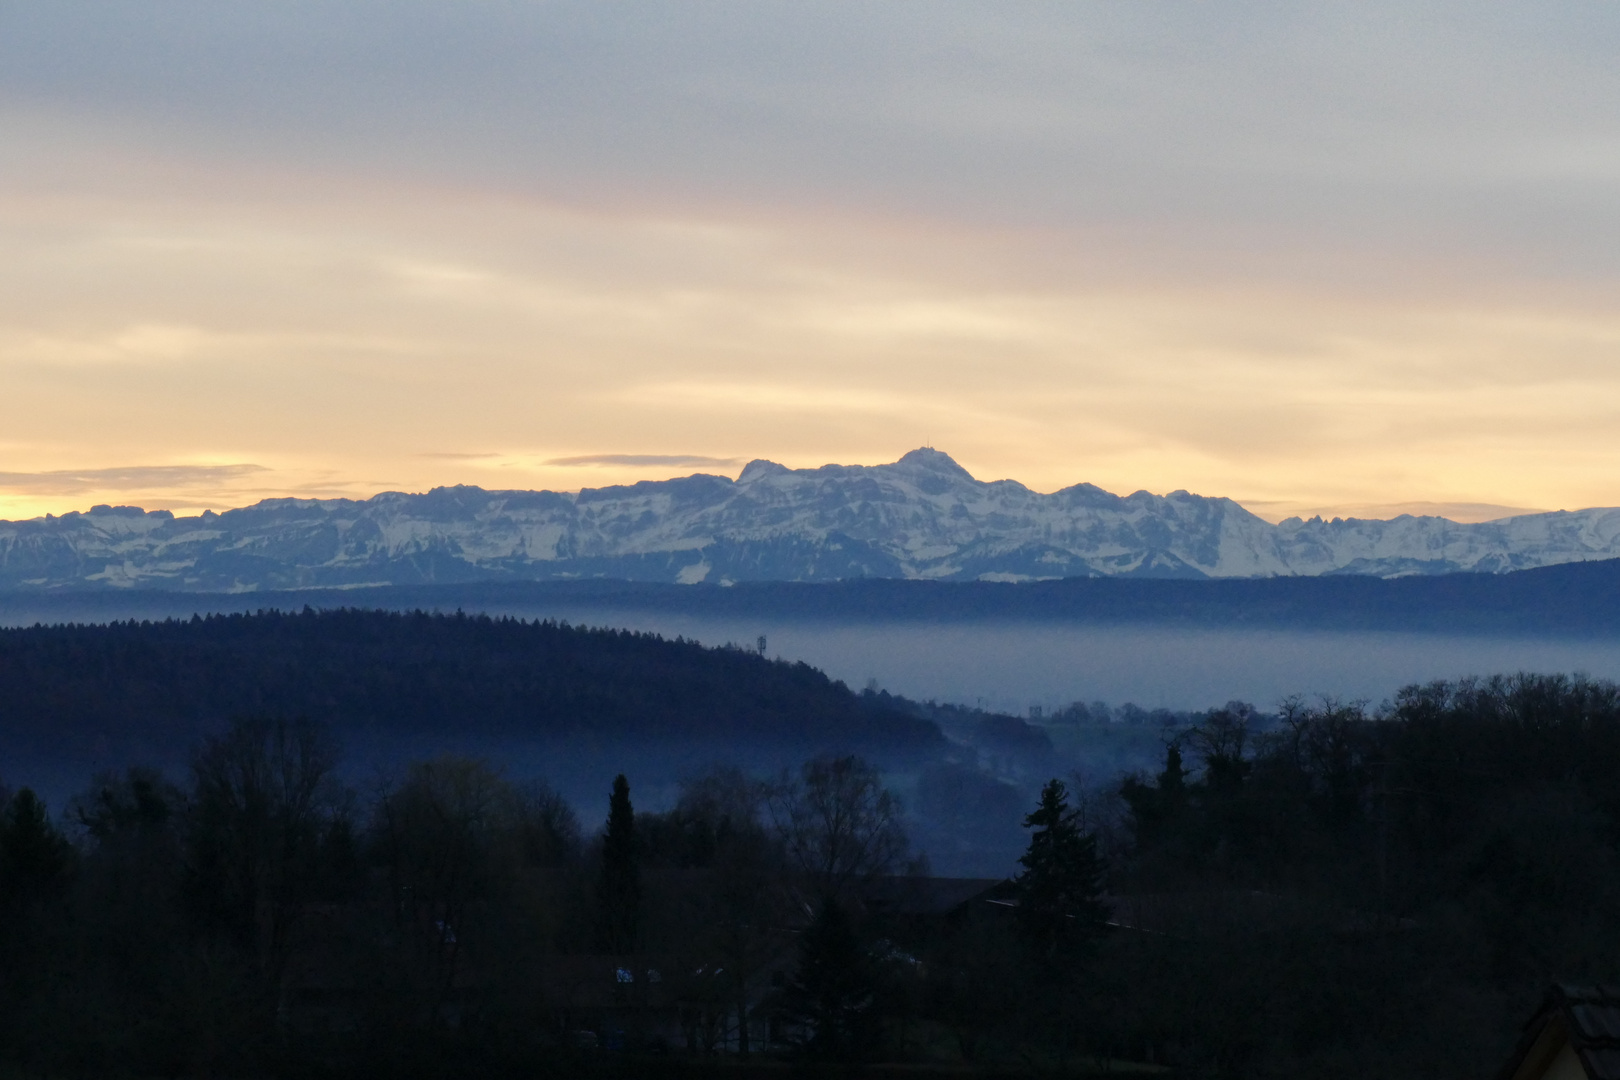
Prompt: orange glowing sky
<box><xmin>2</xmin><ymin>3</ymin><xmax>1618</xmax><ymax>523</ymax></box>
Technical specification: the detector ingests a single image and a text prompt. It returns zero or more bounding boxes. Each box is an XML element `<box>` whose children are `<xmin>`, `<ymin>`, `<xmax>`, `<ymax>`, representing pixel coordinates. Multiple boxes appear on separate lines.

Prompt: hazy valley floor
<box><xmin>4</xmin><ymin>585</ymin><xmax>1620</xmax><ymax>713</ymax></box>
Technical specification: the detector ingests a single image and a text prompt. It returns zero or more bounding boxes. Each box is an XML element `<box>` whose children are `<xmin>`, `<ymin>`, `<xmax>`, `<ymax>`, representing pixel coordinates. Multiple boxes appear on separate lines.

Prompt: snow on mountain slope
<box><xmin>1</xmin><ymin>448</ymin><xmax>1617</xmax><ymax>590</ymax></box>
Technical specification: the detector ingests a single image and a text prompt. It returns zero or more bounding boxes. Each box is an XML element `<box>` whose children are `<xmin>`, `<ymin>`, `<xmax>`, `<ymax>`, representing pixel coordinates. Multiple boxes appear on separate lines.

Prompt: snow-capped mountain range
<box><xmin>2</xmin><ymin>448</ymin><xmax>1618</xmax><ymax>592</ymax></box>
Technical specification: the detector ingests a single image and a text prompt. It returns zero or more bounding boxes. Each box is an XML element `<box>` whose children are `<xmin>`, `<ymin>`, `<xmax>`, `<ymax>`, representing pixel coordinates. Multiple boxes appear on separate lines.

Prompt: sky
<box><xmin>2</xmin><ymin>1</ymin><xmax>1619</xmax><ymax>523</ymax></box>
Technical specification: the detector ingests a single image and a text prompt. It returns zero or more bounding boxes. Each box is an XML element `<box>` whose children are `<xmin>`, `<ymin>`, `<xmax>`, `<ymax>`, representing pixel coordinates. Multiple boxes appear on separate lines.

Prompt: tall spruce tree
<box><xmin>1121</xmin><ymin>743</ymin><xmax>1190</xmax><ymax>853</ymax></box>
<box><xmin>780</xmin><ymin>896</ymin><xmax>880</xmax><ymax>1061</ymax></box>
<box><xmin>0</xmin><ymin>788</ymin><xmax>71</xmax><ymax>910</ymax></box>
<box><xmin>1013</xmin><ymin>778</ymin><xmax>1109</xmax><ymax>964</ymax></box>
<box><xmin>596</xmin><ymin>774</ymin><xmax>641</xmax><ymax>953</ymax></box>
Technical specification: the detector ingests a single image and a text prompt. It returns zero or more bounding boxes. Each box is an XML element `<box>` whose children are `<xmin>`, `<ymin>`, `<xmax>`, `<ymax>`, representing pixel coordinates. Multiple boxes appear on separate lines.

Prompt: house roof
<box><xmin>1499</xmin><ymin>984</ymin><xmax>1620</xmax><ymax>1080</ymax></box>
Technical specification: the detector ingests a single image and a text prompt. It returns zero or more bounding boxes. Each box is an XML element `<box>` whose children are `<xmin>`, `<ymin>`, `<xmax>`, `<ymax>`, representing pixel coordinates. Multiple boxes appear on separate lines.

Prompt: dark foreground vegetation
<box><xmin>0</xmin><ymin>613</ymin><xmax>1615</xmax><ymax>1076</ymax></box>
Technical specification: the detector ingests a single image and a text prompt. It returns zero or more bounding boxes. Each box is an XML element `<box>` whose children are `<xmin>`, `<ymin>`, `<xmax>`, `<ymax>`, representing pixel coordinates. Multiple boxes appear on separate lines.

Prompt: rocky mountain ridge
<box><xmin>2</xmin><ymin>448</ymin><xmax>1617</xmax><ymax>591</ymax></box>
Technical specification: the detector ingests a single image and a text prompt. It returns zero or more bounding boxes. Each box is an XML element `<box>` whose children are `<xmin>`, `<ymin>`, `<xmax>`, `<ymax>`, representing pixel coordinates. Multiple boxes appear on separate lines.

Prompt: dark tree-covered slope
<box><xmin>0</xmin><ymin>609</ymin><xmax>943</xmax><ymax>763</ymax></box>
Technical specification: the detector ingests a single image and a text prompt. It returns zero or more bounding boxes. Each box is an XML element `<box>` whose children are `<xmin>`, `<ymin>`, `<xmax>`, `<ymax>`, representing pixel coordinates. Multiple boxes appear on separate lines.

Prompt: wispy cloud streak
<box><xmin>0</xmin><ymin>465</ymin><xmax>266</xmax><ymax>495</ymax></box>
<box><xmin>544</xmin><ymin>454</ymin><xmax>742</xmax><ymax>468</ymax></box>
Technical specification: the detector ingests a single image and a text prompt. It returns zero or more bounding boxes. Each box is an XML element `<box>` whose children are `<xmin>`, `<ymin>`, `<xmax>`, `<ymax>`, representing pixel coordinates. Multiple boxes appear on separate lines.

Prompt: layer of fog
<box><xmin>5</xmin><ymin>592</ymin><xmax>1620</xmax><ymax>712</ymax></box>
<box><xmin>7</xmin><ymin>592</ymin><xmax>1620</xmax><ymax>876</ymax></box>
<box><xmin>539</xmin><ymin>610</ymin><xmax>1620</xmax><ymax>715</ymax></box>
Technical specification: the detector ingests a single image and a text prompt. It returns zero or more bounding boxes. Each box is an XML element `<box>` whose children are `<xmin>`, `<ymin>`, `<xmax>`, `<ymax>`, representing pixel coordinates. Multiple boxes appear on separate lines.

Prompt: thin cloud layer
<box><xmin>5</xmin><ymin>2</ymin><xmax>1614</xmax><ymax>283</ymax></box>
<box><xmin>0</xmin><ymin>464</ymin><xmax>266</xmax><ymax>496</ymax></box>
<box><xmin>545</xmin><ymin>454</ymin><xmax>744</xmax><ymax>468</ymax></box>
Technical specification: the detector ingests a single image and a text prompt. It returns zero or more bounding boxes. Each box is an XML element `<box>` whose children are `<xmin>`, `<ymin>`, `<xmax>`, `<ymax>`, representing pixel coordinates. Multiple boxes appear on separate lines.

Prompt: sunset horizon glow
<box><xmin>4</xmin><ymin>3</ymin><xmax>1618</xmax><ymax>525</ymax></box>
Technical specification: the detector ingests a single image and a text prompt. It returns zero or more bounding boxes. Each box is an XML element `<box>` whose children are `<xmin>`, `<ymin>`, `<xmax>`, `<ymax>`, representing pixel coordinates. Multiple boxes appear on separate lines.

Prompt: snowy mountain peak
<box><xmin>737</xmin><ymin>458</ymin><xmax>790</xmax><ymax>483</ymax></box>
<box><xmin>1</xmin><ymin>449</ymin><xmax>1618</xmax><ymax>591</ymax></box>
<box><xmin>895</xmin><ymin>447</ymin><xmax>976</xmax><ymax>479</ymax></box>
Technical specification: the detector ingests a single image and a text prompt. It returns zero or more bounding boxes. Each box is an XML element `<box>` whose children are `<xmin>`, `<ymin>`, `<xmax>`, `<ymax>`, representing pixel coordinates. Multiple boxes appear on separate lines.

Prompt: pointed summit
<box><xmin>737</xmin><ymin>458</ymin><xmax>789</xmax><ymax>483</ymax></box>
<box><xmin>896</xmin><ymin>447</ymin><xmax>976</xmax><ymax>480</ymax></box>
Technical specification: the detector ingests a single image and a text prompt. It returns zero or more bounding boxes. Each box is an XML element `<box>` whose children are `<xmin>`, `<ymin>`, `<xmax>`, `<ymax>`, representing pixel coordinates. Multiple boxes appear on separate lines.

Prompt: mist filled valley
<box><xmin>0</xmin><ymin>606</ymin><xmax>1193</xmax><ymax>876</ymax></box>
<box><xmin>6</xmin><ymin>590</ymin><xmax>1619</xmax><ymax>873</ymax></box>
<box><xmin>8</xmin><ymin>579</ymin><xmax>1620</xmax><ymax>714</ymax></box>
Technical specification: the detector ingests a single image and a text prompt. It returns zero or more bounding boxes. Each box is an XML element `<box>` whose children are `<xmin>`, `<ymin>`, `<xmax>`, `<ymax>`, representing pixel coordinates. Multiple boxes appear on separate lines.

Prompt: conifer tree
<box><xmin>1159</xmin><ymin>743</ymin><xmax>1188</xmax><ymax>797</ymax></box>
<box><xmin>1120</xmin><ymin>742</ymin><xmax>1194</xmax><ymax>855</ymax></box>
<box><xmin>780</xmin><ymin>896</ymin><xmax>879</xmax><ymax>1061</ymax></box>
<box><xmin>0</xmin><ymin>788</ymin><xmax>71</xmax><ymax>909</ymax></box>
<box><xmin>1013</xmin><ymin>778</ymin><xmax>1108</xmax><ymax>964</ymax></box>
<box><xmin>596</xmin><ymin>774</ymin><xmax>641</xmax><ymax>953</ymax></box>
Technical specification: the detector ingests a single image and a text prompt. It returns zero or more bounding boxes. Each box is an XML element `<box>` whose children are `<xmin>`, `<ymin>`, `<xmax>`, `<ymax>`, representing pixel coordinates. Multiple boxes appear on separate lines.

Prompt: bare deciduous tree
<box><xmin>769</xmin><ymin>754</ymin><xmax>907</xmax><ymax>901</ymax></box>
<box><xmin>185</xmin><ymin>715</ymin><xmax>344</xmax><ymax>977</ymax></box>
<box><xmin>371</xmin><ymin>756</ymin><xmax>580</xmax><ymax>1026</ymax></box>
<box><xmin>674</xmin><ymin>766</ymin><xmax>785</xmax><ymax>1056</ymax></box>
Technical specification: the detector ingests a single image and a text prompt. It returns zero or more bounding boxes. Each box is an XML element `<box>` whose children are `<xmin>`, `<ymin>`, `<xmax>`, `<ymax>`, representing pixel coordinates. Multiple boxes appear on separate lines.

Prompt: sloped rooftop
<box><xmin>1500</xmin><ymin>984</ymin><xmax>1620</xmax><ymax>1080</ymax></box>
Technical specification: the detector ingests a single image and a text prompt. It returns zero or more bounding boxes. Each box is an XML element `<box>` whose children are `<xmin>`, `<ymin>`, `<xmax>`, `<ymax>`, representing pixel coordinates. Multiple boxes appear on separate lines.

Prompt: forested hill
<box><xmin>0</xmin><ymin>609</ymin><xmax>944</xmax><ymax>766</ymax></box>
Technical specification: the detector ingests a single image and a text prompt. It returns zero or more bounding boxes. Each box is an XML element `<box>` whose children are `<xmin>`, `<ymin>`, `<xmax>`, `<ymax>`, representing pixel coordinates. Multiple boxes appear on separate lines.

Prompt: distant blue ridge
<box><xmin>4</xmin><ymin>557</ymin><xmax>1620</xmax><ymax>636</ymax></box>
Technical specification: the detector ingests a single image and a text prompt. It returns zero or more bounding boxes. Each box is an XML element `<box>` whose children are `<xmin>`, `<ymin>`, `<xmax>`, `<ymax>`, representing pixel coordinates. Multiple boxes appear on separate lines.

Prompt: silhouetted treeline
<box><xmin>1076</xmin><ymin>674</ymin><xmax>1620</xmax><ymax>1078</ymax></box>
<box><xmin>4</xmin><ymin>670</ymin><xmax>1620</xmax><ymax>1077</ymax></box>
<box><xmin>0</xmin><ymin>728</ymin><xmax>956</xmax><ymax>1077</ymax></box>
<box><xmin>0</xmin><ymin>608</ymin><xmax>943</xmax><ymax>764</ymax></box>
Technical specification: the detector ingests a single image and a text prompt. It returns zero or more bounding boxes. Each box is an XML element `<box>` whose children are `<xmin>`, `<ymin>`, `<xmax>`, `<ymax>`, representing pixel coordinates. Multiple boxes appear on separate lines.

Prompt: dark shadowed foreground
<box><xmin>0</xmin><ymin>612</ymin><xmax>1617</xmax><ymax>1076</ymax></box>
